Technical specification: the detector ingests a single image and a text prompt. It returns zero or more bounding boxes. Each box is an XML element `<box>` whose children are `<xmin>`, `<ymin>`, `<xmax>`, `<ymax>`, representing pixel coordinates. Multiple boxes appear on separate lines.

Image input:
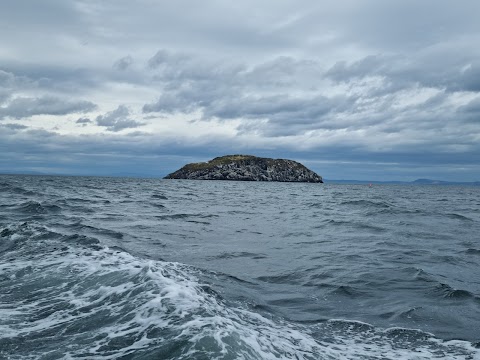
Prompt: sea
<box><xmin>0</xmin><ymin>175</ymin><xmax>479</xmax><ymax>360</ymax></box>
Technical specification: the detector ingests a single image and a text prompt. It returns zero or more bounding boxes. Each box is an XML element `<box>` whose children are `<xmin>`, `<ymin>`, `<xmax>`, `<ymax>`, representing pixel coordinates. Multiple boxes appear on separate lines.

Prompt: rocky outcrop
<box><xmin>164</xmin><ymin>155</ymin><xmax>323</xmax><ymax>183</ymax></box>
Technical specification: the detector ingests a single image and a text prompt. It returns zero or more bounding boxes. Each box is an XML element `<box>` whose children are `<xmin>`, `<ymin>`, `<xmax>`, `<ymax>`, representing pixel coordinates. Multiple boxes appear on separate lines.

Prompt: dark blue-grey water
<box><xmin>0</xmin><ymin>175</ymin><xmax>479</xmax><ymax>359</ymax></box>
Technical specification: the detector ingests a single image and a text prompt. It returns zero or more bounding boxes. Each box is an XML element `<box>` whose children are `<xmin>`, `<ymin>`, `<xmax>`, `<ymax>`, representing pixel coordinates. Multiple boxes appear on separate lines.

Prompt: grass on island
<box><xmin>182</xmin><ymin>155</ymin><xmax>258</xmax><ymax>171</ymax></box>
<box><xmin>181</xmin><ymin>155</ymin><xmax>304</xmax><ymax>172</ymax></box>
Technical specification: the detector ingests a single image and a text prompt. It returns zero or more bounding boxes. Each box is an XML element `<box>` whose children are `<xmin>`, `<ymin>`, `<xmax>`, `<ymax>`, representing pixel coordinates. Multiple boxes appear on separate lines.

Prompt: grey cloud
<box><xmin>90</xmin><ymin>1</ymin><xmax>304</xmax><ymax>54</ymax></box>
<box><xmin>457</xmin><ymin>97</ymin><xmax>480</xmax><ymax>123</ymax></box>
<box><xmin>2</xmin><ymin>1</ymin><xmax>480</xmax><ymax>181</ymax></box>
<box><xmin>459</xmin><ymin>97</ymin><xmax>480</xmax><ymax>113</ymax></box>
<box><xmin>113</xmin><ymin>56</ymin><xmax>134</xmax><ymax>71</ymax></box>
<box><xmin>329</xmin><ymin>0</ymin><xmax>480</xmax><ymax>51</ymax></box>
<box><xmin>0</xmin><ymin>69</ymin><xmax>36</xmax><ymax>92</ymax></box>
<box><xmin>96</xmin><ymin>105</ymin><xmax>144</xmax><ymax>132</ymax></box>
<box><xmin>0</xmin><ymin>96</ymin><xmax>97</xmax><ymax>120</ymax></box>
<box><xmin>0</xmin><ymin>70</ymin><xmax>34</xmax><ymax>104</ymax></box>
<box><xmin>76</xmin><ymin>117</ymin><xmax>92</xmax><ymax>124</ymax></box>
<box><xmin>19</xmin><ymin>128</ymin><xmax>57</xmax><ymax>138</ymax></box>
<box><xmin>0</xmin><ymin>123</ymin><xmax>28</xmax><ymax>130</ymax></box>
<box><xmin>143</xmin><ymin>53</ymin><xmax>242</xmax><ymax>113</ymax></box>
<box><xmin>0</xmin><ymin>70</ymin><xmax>18</xmax><ymax>87</ymax></box>
<box><xmin>143</xmin><ymin>51</ymin><xmax>335</xmax><ymax>128</ymax></box>
<box><xmin>0</xmin><ymin>90</ymin><xmax>10</xmax><ymax>104</ymax></box>
<box><xmin>1</xmin><ymin>121</ymin><xmax>479</xmax><ymax>181</ymax></box>
<box><xmin>143</xmin><ymin>92</ymin><xmax>196</xmax><ymax>114</ymax></box>
<box><xmin>0</xmin><ymin>0</ymin><xmax>85</xmax><ymax>33</ymax></box>
<box><xmin>1</xmin><ymin>65</ymin><xmax>104</xmax><ymax>94</ymax></box>
<box><xmin>205</xmin><ymin>94</ymin><xmax>349</xmax><ymax>126</ymax></box>
<box><xmin>459</xmin><ymin>63</ymin><xmax>480</xmax><ymax>92</ymax></box>
<box><xmin>147</xmin><ymin>51</ymin><xmax>321</xmax><ymax>90</ymax></box>
<box><xmin>325</xmin><ymin>55</ymin><xmax>394</xmax><ymax>82</ymax></box>
<box><xmin>142</xmin><ymin>49</ymin><xmax>479</xmax><ymax>141</ymax></box>
<box><xmin>326</xmin><ymin>55</ymin><xmax>480</xmax><ymax>94</ymax></box>
<box><xmin>148</xmin><ymin>50</ymin><xmax>189</xmax><ymax>69</ymax></box>
<box><xmin>244</xmin><ymin>56</ymin><xmax>323</xmax><ymax>88</ymax></box>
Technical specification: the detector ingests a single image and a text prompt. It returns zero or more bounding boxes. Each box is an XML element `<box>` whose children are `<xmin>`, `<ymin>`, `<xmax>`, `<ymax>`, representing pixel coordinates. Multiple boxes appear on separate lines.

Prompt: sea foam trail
<box><xmin>0</xmin><ymin>222</ymin><xmax>478</xmax><ymax>360</ymax></box>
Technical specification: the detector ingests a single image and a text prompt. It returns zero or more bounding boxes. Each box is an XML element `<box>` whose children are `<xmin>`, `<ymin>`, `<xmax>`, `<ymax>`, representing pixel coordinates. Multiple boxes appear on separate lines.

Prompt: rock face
<box><xmin>164</xmin><ymin>155</ymin><xmax>323</xmax><ymax>183</ymax></box>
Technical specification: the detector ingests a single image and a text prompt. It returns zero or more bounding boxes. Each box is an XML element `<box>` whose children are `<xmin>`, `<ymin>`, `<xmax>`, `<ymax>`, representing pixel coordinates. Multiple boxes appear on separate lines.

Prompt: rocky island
<box><xmin>164</xmin><ymin>155</ymin><xmax>323</xmax><ymax>183</ymax></box>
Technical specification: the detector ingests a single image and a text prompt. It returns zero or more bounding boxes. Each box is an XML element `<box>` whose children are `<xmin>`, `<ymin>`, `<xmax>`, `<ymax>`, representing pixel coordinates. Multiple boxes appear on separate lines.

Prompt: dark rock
<box><xmin>164</xmin><ymin>155</ymin><xmax>323</xmax><ymax>183</ymax></box>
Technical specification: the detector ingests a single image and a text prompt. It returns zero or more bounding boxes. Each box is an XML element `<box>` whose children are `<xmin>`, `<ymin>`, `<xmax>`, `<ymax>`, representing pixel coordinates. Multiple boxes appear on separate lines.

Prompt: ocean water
<box><xmin>0</xmin><ymin>175</ymin><xmax>479</xmax><ymax>360</ymax></box>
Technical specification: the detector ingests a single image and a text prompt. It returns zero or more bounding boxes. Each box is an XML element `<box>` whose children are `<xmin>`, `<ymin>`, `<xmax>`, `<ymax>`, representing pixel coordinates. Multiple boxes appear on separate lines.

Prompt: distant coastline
<box><xmin>326</xmin><ymin>179</ymin><xmax>480</xmax><ymax>186</ymax></box>
<box><xmin>0</xmin><ymin>171</ymin><xmax>478</xmax><ymax>185</ymax></box>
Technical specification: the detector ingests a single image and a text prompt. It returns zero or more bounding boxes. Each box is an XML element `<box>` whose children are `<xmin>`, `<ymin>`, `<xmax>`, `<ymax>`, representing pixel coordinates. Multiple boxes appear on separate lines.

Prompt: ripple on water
<box><xmin>465</xmin><ymin>248</ymin><xmax>480</xmax><ymax>255</ymax></box>
<box><xmin>207</xmin><ymin>251</ymin><xmax>267</xmax><ymax>260</ymax></box>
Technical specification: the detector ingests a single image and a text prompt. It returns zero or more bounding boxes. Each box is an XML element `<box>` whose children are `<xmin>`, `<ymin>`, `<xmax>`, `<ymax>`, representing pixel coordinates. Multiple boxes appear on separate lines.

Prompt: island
<box><xmin>164</xmin><ymin>155</ymin><xmax>323</xmax><ymax>183</ymax></box>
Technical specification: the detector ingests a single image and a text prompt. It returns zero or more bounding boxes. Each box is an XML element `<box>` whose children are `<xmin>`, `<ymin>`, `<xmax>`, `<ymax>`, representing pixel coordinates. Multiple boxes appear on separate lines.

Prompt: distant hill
<box><xmin>412</xmin><ymin>178</ymin><xmax>449</xmax><ymax>185</ymax></box>
<box><xmin>411</xmin><ymin>179</ymin><xmax>480</xmax><ymax>186</ymax></box>
<box><xmin>327</xmin><ymin>178</ymin><xmax>480</xmax><ymax>186</ymax></box>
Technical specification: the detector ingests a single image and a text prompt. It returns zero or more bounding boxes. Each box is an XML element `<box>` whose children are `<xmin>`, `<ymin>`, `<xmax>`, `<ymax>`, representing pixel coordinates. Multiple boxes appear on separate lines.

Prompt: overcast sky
<box><xmin>1</xmin><ymin>0</ymin><xmax>479</xmax><ymax>181</ymax></box>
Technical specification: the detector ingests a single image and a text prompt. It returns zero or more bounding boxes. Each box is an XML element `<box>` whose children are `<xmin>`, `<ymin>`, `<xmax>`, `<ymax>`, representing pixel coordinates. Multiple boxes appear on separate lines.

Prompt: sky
<box><xmin>1</xmin><ymin>0</ymin><xmax>479</xmax><ymax>181</ymax></box>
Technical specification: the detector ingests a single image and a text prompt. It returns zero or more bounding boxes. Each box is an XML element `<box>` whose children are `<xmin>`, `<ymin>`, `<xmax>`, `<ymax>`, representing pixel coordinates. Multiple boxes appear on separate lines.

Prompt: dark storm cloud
<box><xmin>0</xmin><ymin>96</ymin><xmax>97</xmax><ymax>120</ymax></box>
<box><xmin>96</xmin><ymin>105</ymin><xmax>144</xmax><ymax>132</ymax></box>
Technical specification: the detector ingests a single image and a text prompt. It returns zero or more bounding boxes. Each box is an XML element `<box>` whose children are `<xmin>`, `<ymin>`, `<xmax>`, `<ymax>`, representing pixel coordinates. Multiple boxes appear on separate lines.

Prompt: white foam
<box><xmin>0</xmin><ymin>223</ymin><xmax>478</xmax><ymax>359</ymax></box>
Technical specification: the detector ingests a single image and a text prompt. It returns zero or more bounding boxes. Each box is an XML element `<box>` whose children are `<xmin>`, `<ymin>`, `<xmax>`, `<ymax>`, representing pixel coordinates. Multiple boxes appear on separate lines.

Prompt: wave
<box><xmin>409</xmin><ymin>267</ymin><xmax>480</xmax><ymax>302</ymax></box>
<box><xmin>446</xmin><ymin>213</ymin><xmax>474</xmax><ymax>221</ymax></box>
<box><xmin>0</xmin><ymin>223</ymin><xmax>478</xmax><ymax>359</ymax></box>
<box><xmin>257</xmin><ymin>271</ymin><xmax>305</xmax><ymax>285</ymax></box>
<box><xmin>4</xmin><ymin>200</ymin><xmax>61</xmax><ymax>214</ymax></box>
<box><xmin>434</xmin><ymin>283</ymin><xmax>480</xmax><ymax>301</ymax></box>
<box><xmin>151</xmin><ymin>193</ymin><xmax>168</xmax><ymax>200</ymax></box>
<box><xmin>0</xmin><ymin>181</ymin><xmax>36</xmax><ymax>196</ymax></box>
<box><xmin>328</xmin><ymin>284</ymin><xmax>366</xmax><ymax>298</ymax></box>
<box><xmin>154</xmin><ymin>213</ymin><xmax>219</xmax><ymax>221</ymax></box>
<box><xmin>466</xmin><ymin>248</ymin><xmax>480</xmax><ymax>255</ymax></box>
<box><xmin>208</xmin><ymin>251</ymin><xmax>267</xmax><ymax>260</ymax></box>
<box><xmin>340</xmin><ymin>199</ymin><xmax>393</xmax><ymax>209</ymax></box>
<box><xmin>0</xmin><ymin>223</ymin><xmax>324</xmax><ymax>359</ymax></box>
<box><xmin>317</xmin><ymin>219</ymin><xmax>386</xmax><ymax>233</ymax></box>
<box><xmin>66</xmin><ymin>222</ymin><xmax>125</xmax><ymax>240</ymax></box>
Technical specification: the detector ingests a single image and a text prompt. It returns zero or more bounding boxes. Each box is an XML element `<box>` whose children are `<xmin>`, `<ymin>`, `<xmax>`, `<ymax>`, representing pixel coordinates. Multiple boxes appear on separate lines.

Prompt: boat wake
<box><xmin>0</xmin><ymin>222</ymin><xmax>478</xmax><ymax>359</ymax></box>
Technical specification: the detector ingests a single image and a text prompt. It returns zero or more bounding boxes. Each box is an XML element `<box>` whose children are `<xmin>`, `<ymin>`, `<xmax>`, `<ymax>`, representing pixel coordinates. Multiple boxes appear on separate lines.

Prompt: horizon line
<box><xmin>1</xmin><ymin>171</ymin><xmax>479</xmax><ymax>185</ymax></box>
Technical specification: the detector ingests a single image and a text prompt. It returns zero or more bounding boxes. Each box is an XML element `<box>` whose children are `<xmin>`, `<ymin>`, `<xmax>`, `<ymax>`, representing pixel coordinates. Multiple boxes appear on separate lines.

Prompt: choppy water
<box><xmin>0</xmin><ymin>175</ymin><xmax>479</xmax><ymax>359</ymax></box>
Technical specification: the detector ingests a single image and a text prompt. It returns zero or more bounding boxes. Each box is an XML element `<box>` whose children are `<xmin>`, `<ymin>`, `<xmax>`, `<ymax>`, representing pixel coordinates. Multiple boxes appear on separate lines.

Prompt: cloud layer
<box><xmin>1</xmin><ymin>0</ymin><xmax>479</xmax><ymax>180</ymax></box>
